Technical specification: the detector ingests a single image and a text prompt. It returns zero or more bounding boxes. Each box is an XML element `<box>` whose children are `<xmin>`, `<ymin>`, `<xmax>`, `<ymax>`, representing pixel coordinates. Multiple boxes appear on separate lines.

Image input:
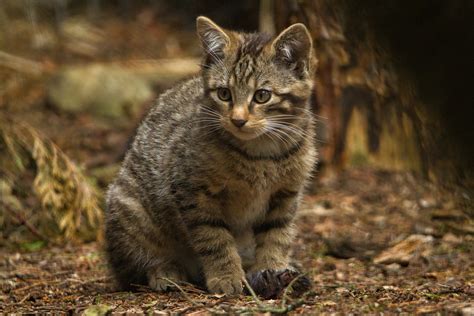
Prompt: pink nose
<box><xmin>231</xmin><ymin>119</ymin><xmax>247</xmax><ymax>128</ymax></box>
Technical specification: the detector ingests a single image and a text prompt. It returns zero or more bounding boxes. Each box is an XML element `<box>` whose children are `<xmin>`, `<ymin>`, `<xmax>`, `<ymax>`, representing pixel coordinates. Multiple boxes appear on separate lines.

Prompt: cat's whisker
<box><xmin>267</xmin><ymin>118</ymin><xmax>311</xmax><ymax>133</ymax></box>
<box><xmin>196</xmin><ymin>126</ymin><xmax>224</xmax><ymax>139</ymax></box>
<box><xmin>193</xmin><ymin>117</ymin><xmax>221</xmax><ymax>123</ymax></box>
<box><xmin>264</xmin><ymin>125</ymin><xmax>294</xmax><ymax>152</ymax></box>
<box><xmin>268</xmin><ymin>123</ymin><xmax>302</xmax><ymax>148</ymax></box>
<box><xmin>200</xmin><ymin>105</ymin><xmax>221</xmax><ymax>113</ymax></box>
<box><xmin>200</xmin><ymin>106</ymin><xmax>223</xmax><ymax>118</ymax></box>
<box><xmin>275</xmin><ymin>121</ymin><xmax>327</xmax><ymax>144</ymax></box>
<box><xmin>199</xmin><ymin>113</ymin><xmax>222</xmax><ymax>120</ymax></box>
<box><xmin>259</xmin><ymin>126</ymin><xmax>281</xmax><ymax>151</ymax></box>
<box><xmin>293</xmin><ymin>107</ymin><xmax>327</xmax><ymax>121</ymax></box>
<box><xmin>266</xmin><ymin>121</ymin><xmax>309</xmax><ymax>139</ymax></box>
<box><xmin>267</xmin><ymin>114</ymin><xmax>312</xmax><ymax>124</ymax></box>
<box><xmin>195</xmin><ymin>122</ymin><xmax>222</xmax><ymax>129</ymax></box>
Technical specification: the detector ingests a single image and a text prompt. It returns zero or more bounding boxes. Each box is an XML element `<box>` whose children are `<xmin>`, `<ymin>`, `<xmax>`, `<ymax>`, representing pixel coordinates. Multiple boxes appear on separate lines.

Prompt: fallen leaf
<box><xmin>374</xmin><ymin>234</ymin><xmax>434</xmax><ymax>265</ymax></box>
<box><xmin>82</xmin><ymin>304</ymin><xmax>113</xmax><ymax>316</ymax></box>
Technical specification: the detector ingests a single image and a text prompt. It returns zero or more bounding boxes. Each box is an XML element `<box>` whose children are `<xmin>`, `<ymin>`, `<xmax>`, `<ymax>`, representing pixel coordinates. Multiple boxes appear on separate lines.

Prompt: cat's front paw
<box><xmin>207</xmin><ymin>274</ymin><xmax>243</xmax><ymax>295</ymax></box>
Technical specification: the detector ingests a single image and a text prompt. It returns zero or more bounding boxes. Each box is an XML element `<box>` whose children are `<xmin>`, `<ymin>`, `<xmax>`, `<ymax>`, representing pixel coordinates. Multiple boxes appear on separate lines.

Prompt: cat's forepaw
<box><xmin>207</xmin><ymin>275</ymin><xmax>243</xmax><ymax>295</ymax></box>
<box><xmin>245</xmin><ymin>269</ymin><xmax>311</xmax><ymax>299</ymax></box>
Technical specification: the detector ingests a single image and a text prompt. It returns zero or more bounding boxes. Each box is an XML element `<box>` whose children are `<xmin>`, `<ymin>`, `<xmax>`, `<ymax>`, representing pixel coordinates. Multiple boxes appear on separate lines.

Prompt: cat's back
<box><xmin>141</xmin><ymin>76</ymin><xmax>204</xmax><ymax>135</ymax></box>
<box><xmin>128</xmin><ymin>76</ymin><xmax>204</xmax><ymax>162</ymax></box>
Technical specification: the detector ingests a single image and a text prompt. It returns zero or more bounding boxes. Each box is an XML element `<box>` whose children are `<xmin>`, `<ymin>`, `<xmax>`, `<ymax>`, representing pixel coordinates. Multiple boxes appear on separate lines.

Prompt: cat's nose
<box><xmin>231</xmin><ymin>118</ymin><xmax>247</xmax><ymax>128</ymax></box>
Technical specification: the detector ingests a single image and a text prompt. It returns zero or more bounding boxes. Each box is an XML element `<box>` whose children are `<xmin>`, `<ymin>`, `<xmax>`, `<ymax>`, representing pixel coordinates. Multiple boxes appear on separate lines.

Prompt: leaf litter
<box><xmin>1</xmin><ymin>168</ymin><xmax>473</xmax><ymax>314</ymax></box>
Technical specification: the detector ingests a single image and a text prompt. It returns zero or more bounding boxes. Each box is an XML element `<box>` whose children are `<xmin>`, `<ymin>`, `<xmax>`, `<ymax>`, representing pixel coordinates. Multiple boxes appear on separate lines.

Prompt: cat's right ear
<box><xmin>196</xmin><ymin>16</ymin><xmax>230</xmax><ymax>62</ymax></box>
<box><xmin>271</xmin><ymin>23</ymin><xmax>314</xmax><ymax>77</ymax></box>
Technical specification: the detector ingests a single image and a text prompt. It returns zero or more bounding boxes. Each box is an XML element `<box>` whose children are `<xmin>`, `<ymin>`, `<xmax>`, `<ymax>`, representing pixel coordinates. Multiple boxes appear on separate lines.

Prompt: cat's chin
<box><xmin>232</xmin><ymin>133</ymin><xmax>261</xmax><ymax>141</ymax></box>
<box><xmin>225</xmin><ymin>128</ymin><xmax>263</xmax><ymax>141</ymax></box>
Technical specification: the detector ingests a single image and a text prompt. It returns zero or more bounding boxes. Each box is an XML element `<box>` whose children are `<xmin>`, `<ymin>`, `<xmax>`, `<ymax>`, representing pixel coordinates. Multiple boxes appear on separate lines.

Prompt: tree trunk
<box><xmin>274</xmin><ymin>0</ymin><xmax>473</xmax><ymax>185</ymax></box>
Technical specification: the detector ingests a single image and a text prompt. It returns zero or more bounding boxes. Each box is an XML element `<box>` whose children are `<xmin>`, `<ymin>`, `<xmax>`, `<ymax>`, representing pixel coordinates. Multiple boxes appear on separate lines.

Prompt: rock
<box><xmin>374</xmin><ymin>234</ymin><xmax>434</xmax><ymax>265</ymax></box>
<box><xmin>384</xmin><ymin>263</ymin><xmax>401</xmax><ymax>272</ymax></box>
<box><xmin>48</xmin><ymin>64</ymin><xmax>153</xmax><ymax>122</ymax></box>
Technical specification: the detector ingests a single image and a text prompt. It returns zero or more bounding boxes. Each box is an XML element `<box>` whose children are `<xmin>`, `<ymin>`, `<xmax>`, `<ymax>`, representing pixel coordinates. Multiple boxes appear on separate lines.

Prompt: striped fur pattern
<box><xmin>105</xmin><ymin>16</ymin><xmax>318</xmax><ymax>295</ymax></box>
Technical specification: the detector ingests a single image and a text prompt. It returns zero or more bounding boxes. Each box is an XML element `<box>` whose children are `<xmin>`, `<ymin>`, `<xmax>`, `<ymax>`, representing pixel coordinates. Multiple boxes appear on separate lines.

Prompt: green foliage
<box><xmin>20</xmin><ymin>240</ymin><xmax>46</xmax><ymax>251</ymax></box>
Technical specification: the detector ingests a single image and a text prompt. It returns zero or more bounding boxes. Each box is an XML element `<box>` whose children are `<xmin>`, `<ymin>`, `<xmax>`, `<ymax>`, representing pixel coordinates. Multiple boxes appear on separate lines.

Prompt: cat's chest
<box><xmin>219</xmin><ymin>162</ymin><xmax>283</xmax><ymax>229</ymax></box>
<box><xmin>223</xmin><ymin>183</ymin><xmax>272</xmax><ymax>230</ymax></box>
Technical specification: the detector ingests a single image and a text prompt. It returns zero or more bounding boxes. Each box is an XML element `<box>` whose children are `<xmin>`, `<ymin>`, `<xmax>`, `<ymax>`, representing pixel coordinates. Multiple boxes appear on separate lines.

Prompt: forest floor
<box><xmin>1</xmin><ymin>6</ymin><xmax>473</xmax><ymax>314</ymax></box>
<box><xmin>2</xmin><ymin>169</ymin><xmax>473</xmax><ymax>314</ymax></box>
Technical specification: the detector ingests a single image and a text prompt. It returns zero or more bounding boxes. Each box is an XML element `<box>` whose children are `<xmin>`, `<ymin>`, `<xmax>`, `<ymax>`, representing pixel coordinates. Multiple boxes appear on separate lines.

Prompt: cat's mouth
<box><xmin>223</xmin><ymin>122</ymin><xmax>264</xmax><ymax>141</ymax></box>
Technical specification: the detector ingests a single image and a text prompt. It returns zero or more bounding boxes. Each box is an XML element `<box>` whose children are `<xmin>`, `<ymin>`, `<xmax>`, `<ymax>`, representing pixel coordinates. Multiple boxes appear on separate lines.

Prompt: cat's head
<box><xmin>197</xmin><ymin>16</ymin><xmax>316</xmax><ymax>141</ymax></box>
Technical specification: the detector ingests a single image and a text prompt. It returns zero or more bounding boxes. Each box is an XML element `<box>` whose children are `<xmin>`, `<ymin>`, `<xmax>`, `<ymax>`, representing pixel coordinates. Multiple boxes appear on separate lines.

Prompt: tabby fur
<box><xmin>105</xmin><ymin>16</ymin><xmax>317</xmax><ymax>295</ymax></box>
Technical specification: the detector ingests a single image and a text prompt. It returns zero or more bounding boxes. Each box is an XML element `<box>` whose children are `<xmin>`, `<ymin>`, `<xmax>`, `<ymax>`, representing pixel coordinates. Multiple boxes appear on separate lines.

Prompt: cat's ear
<box><xmin>196</xmin><ymin>16</ymin><xmax>230</xmax><ymax>61</ymax></box>
<box><xmin>271</xmin><ymin>23</ymin><xmax>313</xmax><ymax>76</ymax></box>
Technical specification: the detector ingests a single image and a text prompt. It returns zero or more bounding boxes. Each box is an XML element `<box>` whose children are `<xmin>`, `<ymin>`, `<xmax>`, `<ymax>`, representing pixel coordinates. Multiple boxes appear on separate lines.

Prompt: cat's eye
<box><xmin>253</xmin><ymin>89</ymin><xmax>272</xmax><ymax>104</ymax></box>
<box><xmin>217</xmin><ymin>88</ymin><xmax>232</xmax><ymax>101</ymax></box>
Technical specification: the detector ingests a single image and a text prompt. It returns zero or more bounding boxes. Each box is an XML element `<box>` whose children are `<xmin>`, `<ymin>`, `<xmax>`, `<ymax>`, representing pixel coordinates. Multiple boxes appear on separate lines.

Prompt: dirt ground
<box><xmin>1</xmin><ymin>169</ymin><xmax>473</xmax><ymax>314</ymax></box>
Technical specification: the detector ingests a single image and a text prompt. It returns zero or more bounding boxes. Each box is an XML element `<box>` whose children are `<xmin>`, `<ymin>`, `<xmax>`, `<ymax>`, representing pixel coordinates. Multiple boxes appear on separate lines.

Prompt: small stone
<box><xmin>419</xmin><ymin>197</ymin><xmax>436</xmax><ymax>209</ymax></box>
<box><xmin>385</xmin><ymin>263</ymin><xmax>401</xmax><ymax>272</ymax></box>
<box><xmin>336</xmin><ymin>272</ymin><xmax>345</xmax><ymax>280</ymax></box>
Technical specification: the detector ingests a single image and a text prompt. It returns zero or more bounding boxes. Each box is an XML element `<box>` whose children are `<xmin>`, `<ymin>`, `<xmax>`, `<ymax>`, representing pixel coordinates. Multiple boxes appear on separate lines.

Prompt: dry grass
<box><xmin>0</xmin><ymin>117</ymin><xmax>102</xmax><ymax>242</ymax></box>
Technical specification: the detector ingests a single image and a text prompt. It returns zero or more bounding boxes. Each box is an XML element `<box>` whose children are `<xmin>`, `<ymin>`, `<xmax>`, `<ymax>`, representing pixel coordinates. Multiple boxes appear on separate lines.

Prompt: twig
<box><xmin>159</xmin><ymin>277</ymin><xmax>201</xmax><ymax>307</ymax></box>
<box><xmin>57</xmin><ymin>276</ymin><xmax>110</xmax><ymax>286</ymax></box>
<box><xmin>12</xmin><ymin>281</ymin><xmax>47</xmax><ymax>293</ymax></box>
<box><xmin>242</xmin><ymin>276</ymin><xmax>265</xmax><ymax>308</ymax></box>
<box><xmin>17</xmin><ymin>293</ymin><xmax>31</xmax><ymax>304</ymax></box>
<box><xmin>239</xmin><ymin>274</ymin><xmax>315</xmax><ymax>314</ymax></box>
<box><xmin>1</xmin><ymin>201</ymin><xmax>57</xmax><ymax>245</ymax></box>
<box><xmin>280</xmin><ymin>272</ymin><xmax>309</xmax><ymax>308</ymax></box>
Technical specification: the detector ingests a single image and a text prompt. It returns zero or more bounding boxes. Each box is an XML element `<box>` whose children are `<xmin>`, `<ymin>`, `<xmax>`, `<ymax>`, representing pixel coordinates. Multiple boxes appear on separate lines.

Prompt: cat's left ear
<box><xmin>196</xmin><ymin>16</ymin><xmax>230</xmax><ymax>62</ymax></box>
<box><xmin>272</xmin><ymin>23</ymin><xmax>314</xmax><ymax>76</ymax></box>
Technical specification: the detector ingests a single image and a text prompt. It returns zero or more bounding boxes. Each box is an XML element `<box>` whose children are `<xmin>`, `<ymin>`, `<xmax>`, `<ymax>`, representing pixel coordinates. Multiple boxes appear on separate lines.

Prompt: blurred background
<box><xmin>1</xmin><ymin>0</ymin><xmax>473</xmax><ymax>246</ymax></box>
<box><xmin>1</xmin><ymin>1</ymin><xmax>473</xmax><ymax>313</ymax></box>
<box><xmin>1</xmin><ymin>0</ymin><xmax>473</xmax><ymax>248</ymax></box>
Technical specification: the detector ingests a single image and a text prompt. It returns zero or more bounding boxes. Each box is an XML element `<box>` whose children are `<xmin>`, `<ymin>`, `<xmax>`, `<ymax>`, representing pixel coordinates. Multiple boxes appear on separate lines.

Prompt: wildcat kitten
<box><xmin>105</xmin><ymin>16</ymin><xmax>317</xmax><ymax>295</ymax></box>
